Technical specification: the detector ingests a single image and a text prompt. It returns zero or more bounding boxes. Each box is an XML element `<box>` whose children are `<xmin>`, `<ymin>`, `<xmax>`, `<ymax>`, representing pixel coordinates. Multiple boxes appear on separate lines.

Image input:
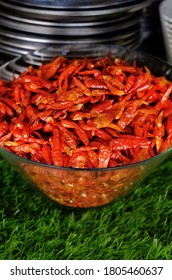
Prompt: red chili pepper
<box><xmin>110</xmin><ymin>137</ymin><xmax>150</xmax><ymax>150</ymax></box>
<box><xmin>116</xmin><ymin>100</ymin><xmax>141</xmax><ymax>129</ymax></box>
<box><xmin>58</xmin><ymin>60</ymin><xmax>81</xmax><ymax>90</ymax></box>
<box><xmin>160</xmin><ymin>134</ymin><xmax>172</xmax><ymax>153</ymax></box>
<box><xmin>98</xmin><ymin>145</ymin><xmax>111</xmax><ymax>168</ymax></box>
<box><xmin>9</xmin><ymin>143</ymin><xmax>41</xmax><ymax>155</ymax></box>
<box><xmin>0</xmin><ymin>101</ymin><xmax>6</xmax><ymax>115</ymax></box>
<box><xmin>104</xmin><ymin>81</ymin><xmax>125</xmax><ymax>96</ymax></box>
<box><xmin>129</xmin><ymin>66</ymin><xmax>151</xmax><ymax>93</ymax></box>
<box><xmin>57</xmin><ymin>123</ymin><xmax>78</xmax><ymax>149</ymax></box>
<box><xmin>0</xmin><ymin>101</ymin><xmax>14</xmax><ymax>117</ymax></box>
<box><xmin>95</xmin><ymin>129</ymin><xmax>113</xmax><ymax>141</ymax></box>
<box><xmin>165</xmin><ymin>114</ymin><xmax>172</xmax><ymax>135</ymax></box>
<box><xmin>61</xmin><ymin>119</ymin><xmax>89</xmax><ymax>146</ymax></box>
<box><xmin>124</xmin><ymin>75</ymin><xmax>135</xmax><ymax>93</ymax></box>
<box><xmin>0</xmin><ymin>132</ymin><xmax>12</xmax><ymax>147</ymax></box>
<box><xmin>0</xmin><ymin>85</ymin><xmax>9</xmax><ymax>96</ymax></box>
<box><xmin>73</xmin><ymin>76</ymin><xmax>91</xmax><ymax>96</ymax></box>
<box><xmin>50</xmin><ymin>128</ymin><xmax>63</xmax><ymax>166</ymax></box>
<box><xmin>3</xmin><ymin>98</ymin><xmax>22</xmax><ymax>113</ymax></box>
<box><xmin>94</xmin><ymin>112</ymin><xmax>121</xmax><ymax>131</ymax></box>
<box><xmin>90</xmin><ymin>99</ymin><xmax>113</xmax><ymax>117</ymax></box>
<box><xmin>42</xmin><ymin>144</ymin><xmax>52</xmax><ymax>165</ymax></box>
<box><xmin>68</xmin><ymin>151</ymin><xmax>90</xmax><ymax>168</ymax></box>
<box><xmin>103</xmin><ymin>75</ymin><xmax>125</xmax><ymax>90</ymax></box>
<box><xmin>153</xmin><ymin>110</ymin><xmax>165</xmax><ymax>152</ymax></box>
<box><xmin>87</xmin><ymin>149</ymin><xmax>99</xmax><ymax>168</ymax></box>
<box><xmin>39</xmin><ymin>56</ymin><xmax>66</xmax><ymax>80</ymax></box>
<box><xmin>46</xmin><ymin>100</ymin><xmax>74</xmax><ymax>110</ymax></box>
<box><xmin>0</xmin><ymin>121</ymin><xmax>9</xmax><ymax>138</ymax></box>
<box><xmin>108</xmin><ymin>65</ymin><xmax>136</xmax><ymax>75</ymax></box>
<box><xmin>83</xmin><ymin>77</ymin><xmax>107</xmax><ymax>89</ymax></box>
<box><xmin>156</xmin><ymin>85</ymin><xmax>172</xmax><ymax>110</ymax></box>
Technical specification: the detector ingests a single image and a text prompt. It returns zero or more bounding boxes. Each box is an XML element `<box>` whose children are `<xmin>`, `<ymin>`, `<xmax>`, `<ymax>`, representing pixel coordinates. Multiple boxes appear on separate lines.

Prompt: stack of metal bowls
<box><xmin>159</xmin><ymin>0</ymin><xmax>172</xmax><ymax>64</ymax></box>
<box><xmin>0</xmin><ymin>0</ymin><xmax>151</xmax><ymax>62</ymax></box>
<box><xmin>141</xmin><ymin>0</ymin><xmax>163</xmax><ymax>39</ymax></box>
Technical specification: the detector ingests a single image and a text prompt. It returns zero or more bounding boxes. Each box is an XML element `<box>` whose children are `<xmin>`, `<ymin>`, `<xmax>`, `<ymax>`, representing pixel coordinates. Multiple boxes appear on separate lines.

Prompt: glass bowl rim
<box><xmin>0</xmin><ymin>146</ymin><xmax>171</xmax><ymax>172</ymax></box>
<box><xmin>1</xmin><ymin>43</ymin><xmax>172</xmax><ymax>74</ymax></box>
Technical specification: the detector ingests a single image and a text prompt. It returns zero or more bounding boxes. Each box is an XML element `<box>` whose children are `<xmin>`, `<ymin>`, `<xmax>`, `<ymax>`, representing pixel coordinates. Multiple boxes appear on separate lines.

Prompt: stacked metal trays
<box><xmin>159</xmin><ymin>0</ymin><xmax>172</xmax><ymax>64</ymax></box>
<box><xmin>141</xmin><ymin>0</ymin><xmax>163</xmax><ymax>39</ymax></box>
<box><xmin>0</xmin><ymin>0</ymin><xmax>151</xmax><ymax>62</ymax></box>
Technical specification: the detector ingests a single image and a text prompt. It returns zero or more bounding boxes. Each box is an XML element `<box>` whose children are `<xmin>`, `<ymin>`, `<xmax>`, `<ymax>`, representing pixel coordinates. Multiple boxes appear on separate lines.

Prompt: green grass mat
<box><xmin>0</xmin><ymin>156</ymin><xmax>172</xmax><ymax>260</ymax></box>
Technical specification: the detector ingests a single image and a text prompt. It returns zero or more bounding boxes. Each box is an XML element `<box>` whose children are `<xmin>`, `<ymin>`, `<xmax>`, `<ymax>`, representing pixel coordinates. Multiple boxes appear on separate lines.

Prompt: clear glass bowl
<box><xmin>0</xmin><ymin>44</ymin><xmax>172</xmax><ymax>208</ymax></box>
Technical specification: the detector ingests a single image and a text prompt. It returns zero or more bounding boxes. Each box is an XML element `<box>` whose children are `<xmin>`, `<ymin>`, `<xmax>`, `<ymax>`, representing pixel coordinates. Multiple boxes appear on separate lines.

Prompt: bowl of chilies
<box><xmin>0</xmin><ymin>44</ymin><xmax>172</xmax><ymax>208</ymax></box>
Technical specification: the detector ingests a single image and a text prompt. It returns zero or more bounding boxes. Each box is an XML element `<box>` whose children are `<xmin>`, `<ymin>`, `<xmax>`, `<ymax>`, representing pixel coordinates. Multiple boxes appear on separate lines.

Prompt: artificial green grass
<box><xmin>0</xmin><ymin>156</ymin><xmax>172</xmax><ymax>260</ymax></box>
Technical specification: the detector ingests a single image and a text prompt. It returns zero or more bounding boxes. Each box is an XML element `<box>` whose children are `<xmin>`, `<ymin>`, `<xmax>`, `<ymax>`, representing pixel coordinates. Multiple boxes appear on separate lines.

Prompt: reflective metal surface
<box><xmin>0</xmin><ymin>0</ymin><xmax>151</xmax><ymax>61</ymax></box>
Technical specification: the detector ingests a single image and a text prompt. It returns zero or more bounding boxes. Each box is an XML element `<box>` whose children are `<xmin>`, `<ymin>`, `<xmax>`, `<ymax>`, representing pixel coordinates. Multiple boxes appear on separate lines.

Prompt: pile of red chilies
<box><xmin>0</xmin><ymin>55</ymin><xmax>172</xmax><ymax>168</ymax></box>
